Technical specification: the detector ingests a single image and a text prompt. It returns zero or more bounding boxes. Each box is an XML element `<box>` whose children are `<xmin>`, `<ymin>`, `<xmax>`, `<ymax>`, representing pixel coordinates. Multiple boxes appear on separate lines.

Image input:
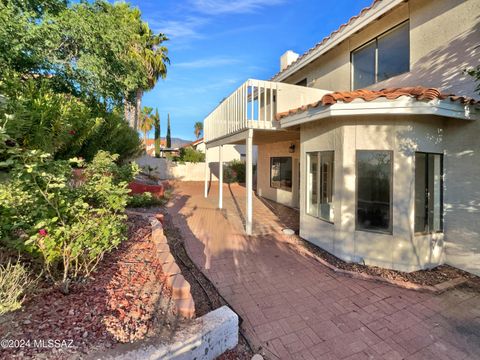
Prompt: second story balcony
<box><xmin>204</xmin><ymin>79</ymin><xmax>329</xmax><ymax>143</ymax></box>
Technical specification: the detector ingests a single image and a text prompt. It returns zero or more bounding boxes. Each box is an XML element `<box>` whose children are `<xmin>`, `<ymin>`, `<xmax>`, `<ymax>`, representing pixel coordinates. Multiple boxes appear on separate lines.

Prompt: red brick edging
<box><xmin>126</xmin><ymin>210</ymin><xmax>196</xmax><ymax>318</ymax></box>
<box><xmin>286</xmin><ymin>235</ymin><xmax>466</xmax><ymax>293</ymax></box>
<box><xmin>150</xmin><ymin>214</ymin><xmax>196</xmax><ymax>318</ymax></box>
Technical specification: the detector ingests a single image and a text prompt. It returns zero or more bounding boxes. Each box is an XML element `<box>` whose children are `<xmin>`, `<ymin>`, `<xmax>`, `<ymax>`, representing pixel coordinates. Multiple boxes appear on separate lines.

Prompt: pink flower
<box><xmin>69</xmin><ymin>130</ymin><xmax>76</xmax><ymax>135</ymax></box>
<box><xmin>38</xmin><ymin>229</ymin><xmax>48</xmax><ymax>237</ymax></box>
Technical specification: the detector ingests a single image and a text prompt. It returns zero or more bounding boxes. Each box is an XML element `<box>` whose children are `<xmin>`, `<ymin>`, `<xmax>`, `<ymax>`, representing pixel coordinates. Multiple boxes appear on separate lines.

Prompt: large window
<box><xmin>415</xmin><ymin>153</ymin><xmax>443</xmax><ymax>234</ymax></box>
<box><xmin>270</xmin><ymin>157</ymin><xmax>292</xmax><ymax>191</ymax></box>
<box><xmin>352</xmin><ymin>21</ymin><xmax>409</xmax><ymax>89</ymax></box>
<box><xmin>307</xmin><ymin>151</ymin><xmax>334</xmax><ymax>222</ymax></box>
<box><xmin>356</xmin><ymin>151</ymin><xmax>393</xmax><ymax>233</ymax></box>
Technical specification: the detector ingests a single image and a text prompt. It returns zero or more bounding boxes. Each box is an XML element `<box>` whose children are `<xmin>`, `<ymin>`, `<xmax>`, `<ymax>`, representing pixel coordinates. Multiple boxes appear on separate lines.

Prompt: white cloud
<box><xmin>175</xmin><ymin>57</ymin><xmax>241</xmax><ymax>69</ymax></box>
<box><xmin>147</xmin><ymin>16</ymin><xmax>207</xmax><ymax>39</ymax></box>
<box><xmin>190</xmin><ymin>0</ymin><xmax>286</xmax><ymax>15</ymax></box>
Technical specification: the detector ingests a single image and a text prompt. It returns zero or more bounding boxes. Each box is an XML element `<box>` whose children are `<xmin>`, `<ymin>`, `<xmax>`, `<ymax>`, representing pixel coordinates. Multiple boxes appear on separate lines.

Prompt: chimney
<box><xmin>280</xmin><ymin>50</ymin><xmax>299</xmax><ymax>72</ymax></box>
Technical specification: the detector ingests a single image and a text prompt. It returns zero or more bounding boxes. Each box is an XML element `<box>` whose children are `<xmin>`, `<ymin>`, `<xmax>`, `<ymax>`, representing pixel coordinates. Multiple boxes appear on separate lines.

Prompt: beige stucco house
<box><xmin>202</xmin><ymin>0</ymin><xmax>480</xmax><ymax>275</ymax></box>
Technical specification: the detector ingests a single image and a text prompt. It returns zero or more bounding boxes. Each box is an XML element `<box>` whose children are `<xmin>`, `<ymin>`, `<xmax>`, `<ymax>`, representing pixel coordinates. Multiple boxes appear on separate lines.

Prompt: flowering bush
<box><xmin>0</xmin><ymin>145</ymin><xmax>138</xmax><ymax>293</ymax></box>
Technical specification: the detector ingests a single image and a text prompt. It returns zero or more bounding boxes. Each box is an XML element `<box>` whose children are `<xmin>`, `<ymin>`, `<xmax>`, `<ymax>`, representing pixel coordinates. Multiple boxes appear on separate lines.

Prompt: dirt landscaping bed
<box><xmin>0</xmin><ymin>214</ymin><xmax>185</xmax><ymax>359</ymax></box>
<box><xmin>291</xmin><ymin>235</ymin><xmax>480</xmax><ymax>290</ymax></box>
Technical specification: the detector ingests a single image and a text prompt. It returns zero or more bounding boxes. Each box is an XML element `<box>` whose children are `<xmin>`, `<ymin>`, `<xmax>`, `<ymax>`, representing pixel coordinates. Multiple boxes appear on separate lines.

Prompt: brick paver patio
<box><xmin>166</xmin><ymin>181</ymin><xmax>480</xmax><ymax>359</ymax></box>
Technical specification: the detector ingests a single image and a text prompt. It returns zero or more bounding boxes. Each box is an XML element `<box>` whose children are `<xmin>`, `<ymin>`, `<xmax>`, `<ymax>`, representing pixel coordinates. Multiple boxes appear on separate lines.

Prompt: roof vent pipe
<box><xmin>280</xmin><ymin>50</ymin><xmax>299</xmax><ymax>72</ymax></box>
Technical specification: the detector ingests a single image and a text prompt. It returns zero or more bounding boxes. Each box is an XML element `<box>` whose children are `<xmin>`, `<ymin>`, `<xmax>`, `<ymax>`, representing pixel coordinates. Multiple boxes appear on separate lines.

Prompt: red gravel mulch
<box><xmin>295</xmin><ymin>236</ymin><xmax>480</xmax><ymax>287</ymax></box>
<box><xmin>0</xmin><ymin>215</ymin><xmax>179</xmax><ymax>359</ymax></box>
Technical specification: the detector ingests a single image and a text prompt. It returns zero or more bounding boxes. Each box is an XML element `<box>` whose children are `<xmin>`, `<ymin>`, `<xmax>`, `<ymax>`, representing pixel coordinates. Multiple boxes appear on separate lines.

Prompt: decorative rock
<box><xmin>282</xmin><ymin>228</ymin><xmax>295</xmax><ymax>236</ymax></box>
<box><xmin>252</xmin><ymin>355</ymin><xmax>264</xmax><ymax>360</ymax></box>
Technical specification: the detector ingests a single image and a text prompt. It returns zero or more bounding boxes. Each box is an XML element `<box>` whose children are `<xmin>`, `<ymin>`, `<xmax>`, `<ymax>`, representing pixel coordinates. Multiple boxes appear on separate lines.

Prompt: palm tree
<box><xmin>139</xmin><ymin>106</ymin><xmax>154</xmax><ymax>148</ymax></box>
<box><xmin>127</xmin><ymin>25</ymin><xmax>170</xmax><ymax>130</ymax></box>
<box><xmin>194</xmin><ymin>121</ymin><xmax>203</xmax><ymax>139</ymax></box>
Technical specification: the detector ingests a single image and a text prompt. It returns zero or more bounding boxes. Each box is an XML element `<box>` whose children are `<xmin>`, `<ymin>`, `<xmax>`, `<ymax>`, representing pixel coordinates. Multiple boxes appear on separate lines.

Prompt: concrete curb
<box><xmin>109</xmin><ymin>306</ymin><xmax>239</xmax><ymax>360</ymax></box>
<box><xmin>287</xmin><ymin>236</ymin><xmax>467</xmax><ymax>293</ymax></box>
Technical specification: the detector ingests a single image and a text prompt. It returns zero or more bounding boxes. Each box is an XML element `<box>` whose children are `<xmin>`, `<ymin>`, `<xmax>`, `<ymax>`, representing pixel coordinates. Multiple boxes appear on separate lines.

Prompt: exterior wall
<box><xmin>257</xmin><ymin>140</ymin><xmax>300</xmax><ymax>208</ymax></box>
<box><xmin>205</xmin><ymin>145</ymin><xmax>257</xmax><ymax>164</ymax></box>
<box><xmin>135</xmin><ymin>155</ymin><xmax>212</xmax><ymax>181</ymax></box>
<box><xmin>300</xmin><ymin>115</ymin><xmax>446</xmax><ymax>272</ymax></box>
<box><xmin>283</xmin><ymin>0</ymin><xmax>479</xmax><ymax>98</ymax></box>
<box><xmin>444</xmin><ymin>119</ymin><xmax>480</xmax><ymax>276</ymax></box>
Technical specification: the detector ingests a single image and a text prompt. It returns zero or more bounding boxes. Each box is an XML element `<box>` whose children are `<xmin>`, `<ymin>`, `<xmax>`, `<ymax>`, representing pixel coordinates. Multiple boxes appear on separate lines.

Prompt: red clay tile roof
<box><xmin>271</xmin><ymin>0</ymin><xmax>383</xmax><ymax>80</ymax></box>
<box><xmin>275</xmin><ymin>87</ymin><xmax>480</xmax><ymax>120</ymax></box>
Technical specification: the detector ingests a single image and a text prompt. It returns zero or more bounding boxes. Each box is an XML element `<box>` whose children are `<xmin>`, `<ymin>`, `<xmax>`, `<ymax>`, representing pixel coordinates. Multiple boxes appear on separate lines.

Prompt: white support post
<box><xmin>246</xmin><ymin>129</ymin><xmax>253</xmax><ymax>235</ymax></box>
<box><xmin>204</xmin><ymin>147</ymin><xmax>209</xmax><ymax>198</ymax></box>
<box><xmin>218</xmin><ymin>145</ymin><xmax>223</xmax><ymax>209</ymax></box>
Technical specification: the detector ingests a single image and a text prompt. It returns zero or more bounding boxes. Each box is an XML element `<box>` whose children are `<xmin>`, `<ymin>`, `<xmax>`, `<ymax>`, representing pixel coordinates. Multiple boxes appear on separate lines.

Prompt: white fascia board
<box><xmin>273</xmin><ymin>0</ymin><xmax>405</xmax><ymax>82</ymax></box>
<box><xmin>280</xmin><ymin>99</ymin><xmax>480</xmax><ymax>128</ymax></box>
<box><xmin>205</xmin><ymin>129</ymin><xmax>251</xmax><ymax>148</ymax></box>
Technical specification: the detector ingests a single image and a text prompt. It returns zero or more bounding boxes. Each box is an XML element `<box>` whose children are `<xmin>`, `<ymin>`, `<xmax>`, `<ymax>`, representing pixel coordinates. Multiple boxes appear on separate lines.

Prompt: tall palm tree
<box><xmin>127</xmin><ymin>25</ymin><xmax>170</xmax><ymax>130</ymax></box>
<box><xmin>139</xmin><ymin>106</ymin><xmax>154</xmax><ymax>148</ymax></box>
<box><xmin>194</xmin><ymin>121</ymin><xmax>203</xmax><ymax>139</ymax></box>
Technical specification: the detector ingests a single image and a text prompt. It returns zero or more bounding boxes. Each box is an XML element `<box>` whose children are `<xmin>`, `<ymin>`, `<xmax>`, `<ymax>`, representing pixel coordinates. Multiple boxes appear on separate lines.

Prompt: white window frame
<box><xmin>306</xmin><ymin>151</ymin><xmax>335</xmax><ymax>223</ymax></box>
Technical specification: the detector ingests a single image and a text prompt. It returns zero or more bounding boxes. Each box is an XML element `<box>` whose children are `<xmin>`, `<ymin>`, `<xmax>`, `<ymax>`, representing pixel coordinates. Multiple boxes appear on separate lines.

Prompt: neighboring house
<box><xmin>144</xmin><ymin>139</ymin><xmax>167</xmax><ymax>156</ymax></box>
<box><xmin>186</xmin><ymin>137</ymin><xmax>258</xmax><ymax>165</ymax></box>
<box><xmin>202</xmin><ymin>0</ymin><xmax>480</xmax><ymax>275</ymax></box>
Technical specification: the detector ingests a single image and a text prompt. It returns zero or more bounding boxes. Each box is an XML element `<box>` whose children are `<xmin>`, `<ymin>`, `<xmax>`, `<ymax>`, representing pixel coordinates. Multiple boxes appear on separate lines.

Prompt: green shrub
<box><xmin>174</xmin><ymin>147</ymin><xmax>205</xmax><ymax>164</ymax></box>
<box><xmin>228</xmin><ymin>159</ymin><xmax>246</xmax><ymax>183</ymax></box>
<box><xmin>224</xmin><ymin>160</ymin><xmax>256</xmax><ymax>184</ymax></box>
<box><xmin>0</xmin><ymin>149</ymin><xmax>136</xmax><ymax>293</ymax></box>
<box><xmin>0</xmin><ymin>260</ymin><xmax>34</xmax><ymax>315</ymax></box>
<box><xmin>1</xmin><ymin>77</ymin><xmax>143</xmax><ymax>162</ymax></box>
<box><xmin>127</xmin><ymin>192</ymin><xmax>164</xmax><ymax>208</ymax></box>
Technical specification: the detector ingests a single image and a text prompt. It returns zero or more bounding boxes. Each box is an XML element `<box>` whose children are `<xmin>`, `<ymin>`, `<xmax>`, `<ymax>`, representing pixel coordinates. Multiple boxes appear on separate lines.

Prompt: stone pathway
<box><xmin>166</xmin><ymin>181</ymin><xmax>480</xmax><ymax>360</ymax></box>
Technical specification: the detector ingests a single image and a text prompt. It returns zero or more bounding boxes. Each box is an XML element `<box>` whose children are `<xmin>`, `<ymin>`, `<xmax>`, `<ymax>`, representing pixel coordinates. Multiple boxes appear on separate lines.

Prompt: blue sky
<box><xmin>128</xmin><ymin>0</ymin><xmax>373</xmax><ymax>140</ymax></box>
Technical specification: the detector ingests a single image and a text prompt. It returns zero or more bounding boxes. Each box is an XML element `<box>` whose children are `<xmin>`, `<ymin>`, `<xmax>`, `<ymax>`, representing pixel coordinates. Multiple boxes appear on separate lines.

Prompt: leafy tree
<box><xmin>152</xmin><ymin>108</ymin><xmax>161</xmax><ymax>158</ymax></box>
<box><xmin>174</xmin><ymin>147</ymin><xmax>205</xmax><ymax>163</ymax></box>
<box><xmin>466</xmin><ymin>65</ymin><xmax>480</xmax><ymax>95</ymax></box>
<box><xmin>166</xmin><ymin>113</ymin><xmax>171</xmax><ymax>148</ymax></box>
<box><xmin>139</xmin><ymin>106</ymin><xmax>153</xmax><ymax>146</ymax></box>
<box><xmin>128</xmin><ymin>26</ymin><xmax>169</xmax><ymax>130</ymax></box>
<box><xmin>194</xmin><ymin>121</ymin><xmax>203</xmax><ymax>139</ymax></box>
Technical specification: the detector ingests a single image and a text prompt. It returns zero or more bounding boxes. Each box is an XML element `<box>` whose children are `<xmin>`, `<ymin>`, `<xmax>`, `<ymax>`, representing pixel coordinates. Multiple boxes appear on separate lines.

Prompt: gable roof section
<box><xmin>276</xmin><ymin>87</ymin><xmax>480</xmax><ymax>121</ymax></box>
<box><xmin>272</xmin><ymin>0</ymin><xmax>405</xmax><ymax>82</ymax></box>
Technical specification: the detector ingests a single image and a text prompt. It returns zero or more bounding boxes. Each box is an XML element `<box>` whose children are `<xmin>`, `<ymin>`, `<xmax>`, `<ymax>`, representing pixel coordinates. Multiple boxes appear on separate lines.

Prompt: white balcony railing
<box><xmin>204</xmin><ymin>79</ymin><xmax>329</xmax><ymax>143</ymax></box>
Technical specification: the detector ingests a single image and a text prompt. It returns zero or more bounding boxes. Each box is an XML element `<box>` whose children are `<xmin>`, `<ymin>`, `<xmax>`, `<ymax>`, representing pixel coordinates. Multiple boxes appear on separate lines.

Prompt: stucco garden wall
<box><xmin>134</xmin><ymin>156</ymin><xmax>215</xmax><ymax>181</ymax></box>
<box><xmin>256</xmin><ymin>140</ymin><xmax>300</xmax><ymax>208</ymax></box>
<box><xmin>300</xmin><ymin>115</ymin><xmax>446</xmax><ymax>272</ymax></box>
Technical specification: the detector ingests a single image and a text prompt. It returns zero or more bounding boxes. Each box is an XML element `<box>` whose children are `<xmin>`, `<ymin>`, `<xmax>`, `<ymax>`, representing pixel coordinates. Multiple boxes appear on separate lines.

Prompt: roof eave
<box><xmin>280</xmin><ymin>98</ymin><xmax>480</xmax><ymax>128</ymax></box>
<box><xmin>272</xmin><ymin>0</ymin><xmax>405</xmax><ymax>82</ymax></box>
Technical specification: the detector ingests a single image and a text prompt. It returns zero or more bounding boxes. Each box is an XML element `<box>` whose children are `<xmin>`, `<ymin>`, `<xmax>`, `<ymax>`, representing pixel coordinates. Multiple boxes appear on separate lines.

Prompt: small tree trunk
<box><xmin>124</xmin><ymin>98</ymin><xmax>136</xmax><ymax>129</ymax></box>
<box><xmin>135</xmin><ymin>88</ymin><xmax>143</xmax><ymax>131</ymax></box>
